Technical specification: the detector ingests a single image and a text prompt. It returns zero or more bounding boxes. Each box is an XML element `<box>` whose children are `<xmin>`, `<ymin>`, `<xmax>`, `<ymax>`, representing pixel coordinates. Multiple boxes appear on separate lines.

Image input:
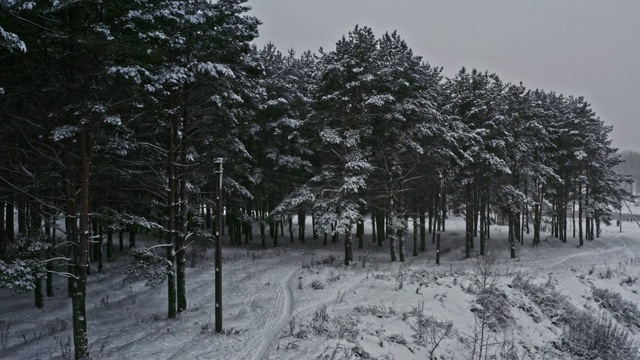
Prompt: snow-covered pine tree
<box><xmin>251</xmin><ymin>44</ymin><xmax>316</xmax><ymax>245</ymax></box>
<box><xmin>310</xmin><ymin>25</ymin><xmax>379</xmax><ymax>265</ymax></box>
<box><xmin>109</xmin><ymin>0</ymin><xmax>260</xmax><ymax>316</ymax></box>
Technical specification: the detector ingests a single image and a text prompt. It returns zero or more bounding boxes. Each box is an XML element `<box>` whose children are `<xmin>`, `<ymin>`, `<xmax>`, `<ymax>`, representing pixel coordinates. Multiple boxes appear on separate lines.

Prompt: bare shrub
<box><xmin>311</xmin><ymin>280</ymin><xmax>325</xmax><ymax>290</ymax></box>
<box><xmin>311</xmin><ymin>305</ymin><xmax>331</xmax><ymax>336</ymax></box>
<box><xmin>620</xmin><ymin>275</ymin><xmax>638</xmax><ymax>287</ymax></box>
<box><xmin>598</xmin><ymin>267</ymin><xmax>614</xmax><ymax>280</ymax></box>
<box><xmin>410</xmin><ymin>315</ymin><xmax>455</xmax><ymax>360</ymax></box>
<box><xmin>353</xmin><ymin>304</ymin><xmax>397</xmax><ymax>319</ymax></box>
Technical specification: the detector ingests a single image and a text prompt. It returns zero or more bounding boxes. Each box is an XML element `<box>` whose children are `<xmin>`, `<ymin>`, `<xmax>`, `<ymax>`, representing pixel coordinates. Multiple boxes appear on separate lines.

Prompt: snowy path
<box><xmin>231</xmin><ymin>268</ymin><xmax>296</xmax><ymax>360</ymax></box>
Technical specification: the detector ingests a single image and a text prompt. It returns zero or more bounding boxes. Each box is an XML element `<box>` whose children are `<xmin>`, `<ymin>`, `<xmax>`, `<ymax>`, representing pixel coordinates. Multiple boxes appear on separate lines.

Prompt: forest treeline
<box><xmin>0</xmin><ymin>1</ymin><xmax>632</xmax><ymax>358</ymax></box>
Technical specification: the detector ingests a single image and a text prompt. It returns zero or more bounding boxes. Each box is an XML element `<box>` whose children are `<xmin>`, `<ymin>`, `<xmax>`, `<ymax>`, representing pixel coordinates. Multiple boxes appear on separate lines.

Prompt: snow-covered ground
<box><xmin>2</xmin><ymin>216</ymin><xmax>640</xmax><ymax>359</ymax></box>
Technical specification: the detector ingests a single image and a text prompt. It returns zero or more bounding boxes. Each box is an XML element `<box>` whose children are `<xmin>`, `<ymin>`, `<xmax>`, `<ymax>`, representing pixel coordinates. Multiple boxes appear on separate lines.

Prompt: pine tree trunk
<box><xmin>398</xmin><ymin>230</ymin><xmax>405</xmax><ymax>262</ymax></box>
<box><xmin>298</xmin><ymin>209</ymin><xmax>305</xmax><ymax>243</ymax></box>
<box><xmin>288</xmin><ymin>216</ymin><xmax>294</xmax><ymax>243</ymax></box>
<box><xmin>312</xmin><ymin>213</ymin><xmax>318</xmax><ymax>240</ymax></box>
<box><xmin>344</xmin><ymin>229</ymin><xmax>353</xmax><ymax>266</ymax></box>
<box><xmin>389</xmin><ymin>230</ymin><xmax>397</xmax><ymax>262</ymax></box>
<box><xmin>106</xmin><ymin>228</ymin><xmax>113</xmax><ymax>261</ymax></box>
<box><xmin>371</xmin><ymin>212</ymin><xmax>376</xmax><ymax>243</ymax></box>
<box><xmin>428</xmin><ymin>199</ymin><xmax>433</xmax><ymax>235</ymax></box>
<box><xmin>72</xmin><ymin>128</ymin><xmax>91</xmax><ymax>360</ymax></box>
<box><xmin>34</xmin><ymin>276</ymin><xmax>44</xmax><ymax>308</ymax></box>
<box><xmin>273</xmin><ymin>221</ymin><xmax>278</xmax><ymax>247</ymax></box>
<box><xmin>465</xmin><ymin>185</ymin><xmax>473</xmax><ymax>258</ymax></box>
<box><xmin>0</xmin><ymin>199</ymin><xmax>6</xmax><ymax>256</ymax></box>
<box><xmin>376</xmin><ymin>210</ymin><xmax>385</xmax><ymax>247</ymax></box>
<box><xmin>533</xmin><ymin>184</ymin><xmax>542</xmax><ymax>246</ymax></box>
<box><xmin>578</xmin><ymin>181</ymin><xmax>584</xmax><ymax>247</ymax></box>
<box><xmin>6</xmin><ymin>200</ymin><xmax>14</xmax><ymax>243</ymax></box>
<box><xmin>441</xmin><ymin>192</ymin><xmax>447</xmax><ymax>232</ymax></box>
<box><xmin>357</xmin><ymin>220</ymin><xmax>364</xmax><ymax>249</ymax></box>
<box><xmin>166</xmin><ymin>120</ymin><xmax>177</xmax><ymax>319</ymax></box>
<box><xmin>17</xmin><ymin>197</ymin><xmax>25</xmax><ymax>236</ymax></box>
<box><xmin>176</xmin><ymin>127</ymin><xmax>188</xmax><ymax>314</ymax></box>
<box><xmin>413</xmin><ymin>214</ymin><xmax>418</xmax><ymax>256</ymax></box>
<box><xmin>572</xmin><ymin>192</ymin><xmax>576</xmax><ymax>238</ymax></box>
<box><xmin>509</xmin><ymin>212</ymin><xmax>516</xmax><ymax>259</ymax></box>
<box><xmin>436</xmin><ymin>203</ymin><xmax>441</xmax><ymax>266</ymax></box>
<box><xmin>473</xmin><ymin>188</ymin><xmax>479</xmax><ymax>238</ymax></box>
<box><xmin>260</xmin><ymin>221</ymin><xmax>266</xmax><ymax>248</ymax></box>
<box><xmin>480</xmin><ymin>192</ymin><xmax>486</xmax><ymax>256</ymax></box>
<box><xmin>129</xmin><ymin>227</ymin><xmax>136</xmax><ymax>249</ymax></box>
<box><xmin>419</xmin><ymin>206</ymin><xmax>426</xmax><ymax>252</ymax></box>
<box><xmin>97</xmin><ymin>223</ymin><xmax>103</xmax><ymax>273</ymax></box>
<box><xmin>46</xmin><ymin>225</ymin><xmax>54</xmax><ymax>297</ymax></box>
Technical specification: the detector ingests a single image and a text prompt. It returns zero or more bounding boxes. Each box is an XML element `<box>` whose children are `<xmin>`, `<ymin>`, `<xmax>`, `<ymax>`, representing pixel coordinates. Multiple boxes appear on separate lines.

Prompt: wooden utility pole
<box><xmin>436</xmin><ymin>174</ymin><xmax>442</xmax><ymax>266</ymax></box>
<box><xmin>214</xmin><ymin>158</ymin><xmax>224</xmax><ymax>333</ymax></box>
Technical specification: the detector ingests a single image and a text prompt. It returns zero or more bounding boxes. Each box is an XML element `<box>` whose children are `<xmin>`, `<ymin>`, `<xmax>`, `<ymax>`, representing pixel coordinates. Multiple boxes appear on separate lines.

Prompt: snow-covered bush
<box><xmin>124</xmin><ymin>246</ymin><xmax>172</xmax><ymax>286</ymax></box>
<box><xmin>0</xmin><ymin>259</ymin><xmax>45</xmax><ymax>294</ymax></box>
<box><xmin>302</xmin><ymin>305</ymin><xmax>359</xmax><ymax>341</ymax></box>
<box><xmin>0</xmin><ymin>233</ymin><xmax>50</xmax><ymax>295</ymax></box>
<box><xmin>558</xmin><ymin>313</ymin><xmax>639</xmax><ymax>360</ymax></box>
<box><xmin>470</xmin><ymin>286</ymin><xmax>513</xmax><ymax>331</ymax></box>
<box><xmin>592</xmin><ymin>288</ymin><xmax>640</xmax><ymax>330</ymax></box>
<box><xmin>353</xmin><ymin>304</ymin><xmax>397</xmax><ymax>318</ymax></box>
<box><xmin>512</xmin><ymin>275</ymin><xmax>574</xmax><ymax>325</ymax></box>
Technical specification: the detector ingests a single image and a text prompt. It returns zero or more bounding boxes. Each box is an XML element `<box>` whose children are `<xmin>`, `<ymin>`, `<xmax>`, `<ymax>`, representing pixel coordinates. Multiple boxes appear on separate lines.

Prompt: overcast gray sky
<box><xmin>247</xmin><ymin>0</ymin><xmax>640</xmax><ymax>152</ymax></box>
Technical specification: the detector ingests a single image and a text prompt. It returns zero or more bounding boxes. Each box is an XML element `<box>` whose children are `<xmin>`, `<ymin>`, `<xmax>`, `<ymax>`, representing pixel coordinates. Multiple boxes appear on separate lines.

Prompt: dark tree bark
<box><xmin>71</xmin><ymin>128</ymin><xmax>91</xmax><ymax>360</ymax></box>
<box><xmin>480</xmin><ymin>192</ymin><xmax>486</xmax><ymax>256</ymax></box>
<box><xmin>376</xmin><ymin>209</ymin><xmax>385</xmax><ymax>247</ymax></box>
<box><xmin>166</xmin><ymin>119</ymin><xmax>177</xmax><ymax>319</ymax></box>
<box><xmin>357</xmin><ymin>219</ymin><xmax>364</xmax><ymax>249</ymax></box>
<box><xmin>419</xmin><ymin>206</ymin><xmax>426</xmax><ymax>252</ymax></box>
<box><xmin>465</xmin><ymin>185</ymin><xmax>473</xmax><ymax>258</ymax></box>
<box><xmin>5</xmin><ymin>200</ymin><xmax>14</xmax><ymax>243</ymax></box>
<box><xmin>413</xmin><ymin>214</ymin><xmax>418</xmax><ymax>256</ymax></box>
<box><xmin>344</xmin><ymin>229</ymin><xmax>353</xmax><ymax>266</ymax></box>
<box><xmin>298</xmin><ymin>208</ymin><xmax>305</xmax><ymax>243</ymax></box>
<box><xmin>0</xmin><ymin>199</ymin><xmax>5</xmax><ymax>255</ymax></box>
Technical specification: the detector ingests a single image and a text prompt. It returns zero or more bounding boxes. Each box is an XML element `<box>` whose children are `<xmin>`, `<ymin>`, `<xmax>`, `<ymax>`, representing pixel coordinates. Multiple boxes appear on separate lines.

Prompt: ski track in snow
<box><xmin>527</xmin><ymin>234</ymin><xmax>638</xmax><ymax>269</ymax></box>
<box><xmin>231</xmin><ymin>268</ymin><xmax>296</xmax><ymax>360</ymax></box>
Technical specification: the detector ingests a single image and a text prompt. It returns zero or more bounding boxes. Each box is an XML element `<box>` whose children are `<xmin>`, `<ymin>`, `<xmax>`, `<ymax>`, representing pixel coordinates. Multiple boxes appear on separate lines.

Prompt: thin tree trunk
<box><xmin>72</xmin><ymin>128</ymin><xmax>91</xmax><ymax>360</ymax></box>
<box><xmin>371</xmin><ymin>212</ymin><xmax>376</xmax><ymax>243</ymax></box>
<box><xmin>288</xmin><ymin>216</ymin><xmax>294</xmax><ymax>243</ymax></box>
<box><xmin>413</xmin><ymin>214</ymin><xmax>418</xmax><ymax>256</ymax></box>
<box><xmin>106</xmin><ymin>228</ymin><xmax>113</xmax><ymax>261</ymax></box>
<box><xmin>357</xmin><ymin>219</ymin><xmax>364</xmax><ymax>249</ymax></box>
<box><xmin>398</xmin><ymin>230</ymin><xmax>405</xmax><ymax>262</ymax></box>
<box><xmin>166</xmin><ymin>119</ymin><xmax>177</xmax><ymax>319</ymax></box>
<box><xmin>480</xmin><ymin>191</ymin><xmax>486</xmax><ymax>256</ymax></box>
<box><xmin>578</xmin><ymin>181</ymin><xmax>584</xmax><ymax>247</ymax></box>
<box><xmin>0</xmin><ymin>199</ymin><xmax>5</xmax><ymax>256</ymax></box>
<box><xmin>376</xmin><ymin>209</ymin><xmax>385</xmax><ymax>247</ymax></box>
<box><xmin>298</xmin><ymin>209</ymin><xmax>305</xmax><ymax>243</ymax></box>
<box><xmin>6</xmin><ymin>200</ymin><xmax>14</xmax><ymax>243</ymax></box>
<box><xmin>345</xmin><ymin>229</ymin><xmax>353</xmax><ymax>266</ymax></box>
<box><xmin>509</xmin><ymin>211</ymin><xmax>516</xmax><ymax>259</ymax></box>
<box><xmin>465</xmin><ymin>185</ymin><xmax>473</xmax><ymax>258</ymax></box>
<box><xmin>419</xmin><ymin>206</ymin><xmax>426</xmax><ymax>252</ymax></box>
